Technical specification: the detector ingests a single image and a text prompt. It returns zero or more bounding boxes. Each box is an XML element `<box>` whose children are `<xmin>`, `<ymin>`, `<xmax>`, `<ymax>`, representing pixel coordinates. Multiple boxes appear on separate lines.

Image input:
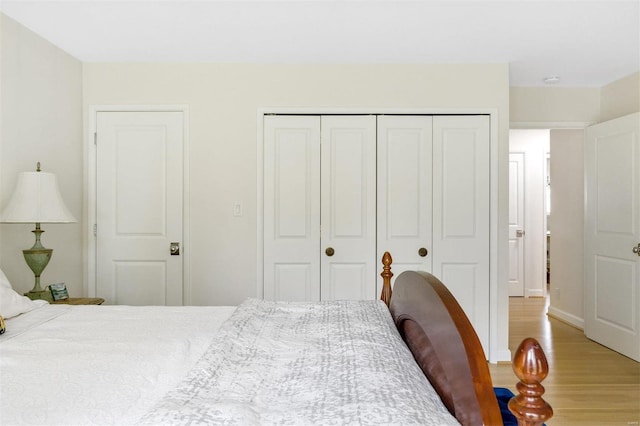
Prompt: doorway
<box><xmin>508</xmin><ymin>129</ymin><xmax>550</xmax><ymax>298</ymax></box>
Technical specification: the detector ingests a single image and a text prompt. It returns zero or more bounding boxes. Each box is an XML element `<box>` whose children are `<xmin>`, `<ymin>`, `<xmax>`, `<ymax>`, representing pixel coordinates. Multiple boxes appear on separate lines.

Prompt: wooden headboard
<box><xmin>389</xmin><ymin>270</ymin><xmax>502</xmax><ymax>425</ymax></box>
<box><xmin>380</xmin><ymin>252</ymin><xmax>552</xmax><ymax>426</ymax></box>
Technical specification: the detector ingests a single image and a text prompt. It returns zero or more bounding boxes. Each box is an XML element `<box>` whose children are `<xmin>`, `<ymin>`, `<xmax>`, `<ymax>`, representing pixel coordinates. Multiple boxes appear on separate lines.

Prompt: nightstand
<box><xmin>51</xmin><ymin>298</ymin><xmax>105</xmax><ymax>305</ymax></box>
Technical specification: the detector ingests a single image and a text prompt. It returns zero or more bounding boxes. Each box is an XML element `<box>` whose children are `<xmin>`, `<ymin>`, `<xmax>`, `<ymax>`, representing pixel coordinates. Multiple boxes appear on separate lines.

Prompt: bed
<box><xmin>0</xmin><ymin>253</ymin><xmax>552</xmax><ymax>425</ymax></box>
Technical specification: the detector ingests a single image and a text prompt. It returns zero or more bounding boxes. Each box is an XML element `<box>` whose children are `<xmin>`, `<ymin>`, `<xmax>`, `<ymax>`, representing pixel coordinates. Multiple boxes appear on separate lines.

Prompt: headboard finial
<box><xmin>380</xmin><ymin>252</ymin><xmax>393</xmax><ymax>306</ymax></box>
<box><xmin>508</xmin><ymin>337</ymin><xmax>553</xmax><ymax>425</ymax></box>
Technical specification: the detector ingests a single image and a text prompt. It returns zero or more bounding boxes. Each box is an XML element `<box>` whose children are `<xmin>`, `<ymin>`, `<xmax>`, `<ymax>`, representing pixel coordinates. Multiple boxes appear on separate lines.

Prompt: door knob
<box><xmin>633</xmin><ymin>243</ymin><xmax>640</xmax><ymax>256</ymax></box>
<box><xmin>516</xmin><ymin>230</ymin><xmax>525</xmax><ymax>237</ymax></box>
<box><xmin>170</xmin><ymin>242</ymin><xmax>180</xmax><ymax>255</ymax></box>
<box><xmin>418</xmin><ymin>247</ymin><xmax>428</xmax><ymax>257</ymax></box>
<box><xmin>325</xmin><ymin>247</ymin><xmax>335</xmax><ymax>257</ymax></box>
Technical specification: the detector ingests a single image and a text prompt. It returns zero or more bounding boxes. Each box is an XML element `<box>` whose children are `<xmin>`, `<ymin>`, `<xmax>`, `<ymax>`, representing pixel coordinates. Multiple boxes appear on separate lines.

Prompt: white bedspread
<box><xmin>139</xmin><ymin>299</ymin><xmax>459</xmax><ymax>426</ymax></box>
<box><xmin>0</xmin><ymin>304</ymin><xmax>235</xmax><ymax>425</ymax></box>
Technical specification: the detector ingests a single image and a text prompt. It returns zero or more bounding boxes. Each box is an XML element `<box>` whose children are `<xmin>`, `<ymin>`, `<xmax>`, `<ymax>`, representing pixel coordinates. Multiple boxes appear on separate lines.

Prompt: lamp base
<box><xmin>25</xmin><ymin>289</ymin><xmax>53</xmax><ymax>302</ymax></box>
<box><xmin>22</xmin><ymin>223</ymin><xmax>53</xmax><ymax>299</ymax></box>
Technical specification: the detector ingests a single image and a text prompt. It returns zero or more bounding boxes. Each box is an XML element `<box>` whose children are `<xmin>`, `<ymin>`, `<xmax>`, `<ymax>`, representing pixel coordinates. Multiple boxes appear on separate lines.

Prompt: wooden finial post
<box><xmin>508</xmin><ymin>337</ymin><xmax>553</xmax><ymax>426</ymax></box>
<box><xmin>380</xmin><ymin>251</ymin><xmax>393</xmax><ymax>306</ymax></box>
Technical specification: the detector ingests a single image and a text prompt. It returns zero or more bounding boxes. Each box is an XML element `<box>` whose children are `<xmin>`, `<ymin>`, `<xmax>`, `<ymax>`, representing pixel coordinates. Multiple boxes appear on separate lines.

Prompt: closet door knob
<box><xmin>418</xmin><ymin>247</ymin><xmax>428</xmax><ymax>257</ymax></box>
<box><xmin>325</xmin><ymin>247</ymin><xmax>335</xmax><ymax>257</ymax></box>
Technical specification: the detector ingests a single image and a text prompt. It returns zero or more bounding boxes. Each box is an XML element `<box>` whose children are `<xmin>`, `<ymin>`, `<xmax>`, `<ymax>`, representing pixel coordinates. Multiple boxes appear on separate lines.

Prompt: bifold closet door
<box><xmin>377</xmin><ymin>115</ymin><xmax>433</xmax><ymax>294</ymax></box>
<box><xmin>264</xmin><ymin>113</ymin><xmax>489</xmax><ymax>340</ymax></box>
<box><xmin>377</xmin><ymin>114</ymin><xmax>490</xmax><ymax>352</ymax></box>
<box><xmin>320</xmin><ymin>116</ymin><xmax>377</xmax><ymax>300</ymax></box>
<box><xmin>432</xmin><ymin>115</ymin><xmax>490</xmax><ymax>351</ymax></box>
<box><xmin>264</xmin><ymin>115</ymin><xmax>321</xmax><ymax>301</ymax></box>
<box><xmin>264</xmin><ymin>115</ymin><xmax>377</xmax><ymax>301</ymax></box>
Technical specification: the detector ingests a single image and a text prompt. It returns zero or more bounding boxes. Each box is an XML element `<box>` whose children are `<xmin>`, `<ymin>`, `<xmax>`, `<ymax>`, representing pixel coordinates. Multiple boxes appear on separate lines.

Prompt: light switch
<box><xmin>233</xmin><ymin>202</ymin><xmax>242</xmax><ymax>217</ymax></box>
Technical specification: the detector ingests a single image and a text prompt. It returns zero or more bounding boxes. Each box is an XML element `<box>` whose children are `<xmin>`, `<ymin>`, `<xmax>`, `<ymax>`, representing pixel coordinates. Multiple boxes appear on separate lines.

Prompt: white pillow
<box><xmin>0</xmin><ymin>267</ymin><xmax>12</xmax><ymax>289</ymax></box>
<box><xmin>0</xmin><ymin>269</ymin><xmax>44</xmax><ymax>319</ymax></box>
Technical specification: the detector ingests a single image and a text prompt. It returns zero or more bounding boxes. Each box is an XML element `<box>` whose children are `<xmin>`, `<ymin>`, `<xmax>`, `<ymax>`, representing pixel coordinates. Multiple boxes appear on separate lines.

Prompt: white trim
<box><xmin>547</xmin><ymin>306</ymin><xmax>585</xmax><ymax>330</ymax></box>
<box><xmin>488</xmin><ymin>110</ymin><xmax>505</xmax><ymax>363</ymax></box>
<box><xmin>262</xmin><ymin>107</ymin><xmax>500</xmax><ymax>116</ymax></box>
<box><xmin>85</xmin><ymin>105</ymin><xmax>191</xmax><ymax>304</ymax></box>
<box><xmin>85</xmin><ymin>108</ymin><xmax>97</xmax><ymax>297</ymax></box>
<box><xmin>256</xmin><ymin>107</ymin><xmax>505</xmax><ymax>362</ymax></box>
<box><xmin>525</xmin><ymin>289</ymin><xmax>546</xmax><ymax>298</ymax></box>
<box><xmin>493</xmin><ymin>349</ymin><xmax>513</xmax><ymax>364</ymax></box>
<box><xmin>543</xmin><ymin>152</ymin><xmax>550</xmax><ymax>298</ymax></box>
<box><xmin>256</xmin><ymin>110</ymin><xmax>265</xmax><ymax>300</ymax></box>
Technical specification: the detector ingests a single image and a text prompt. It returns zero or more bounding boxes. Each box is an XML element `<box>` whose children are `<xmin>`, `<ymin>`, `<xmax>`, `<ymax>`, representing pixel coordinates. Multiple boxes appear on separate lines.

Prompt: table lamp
<box><xmin>0</xmin><ymin>163</ymin><xmax>76</xmax><ymax>301</ymax></box>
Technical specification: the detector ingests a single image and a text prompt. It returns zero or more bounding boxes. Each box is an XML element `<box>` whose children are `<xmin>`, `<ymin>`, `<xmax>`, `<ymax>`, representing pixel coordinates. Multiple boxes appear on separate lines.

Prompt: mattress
<box><xmin>1</xmin><ymin>299</ymin><xmax>458</xmax><ymax>426</ymax></box>
<box><xmin>0</xmin><ymin>303</ymin><xmax>235</xmax><ymax>425</ymax></box>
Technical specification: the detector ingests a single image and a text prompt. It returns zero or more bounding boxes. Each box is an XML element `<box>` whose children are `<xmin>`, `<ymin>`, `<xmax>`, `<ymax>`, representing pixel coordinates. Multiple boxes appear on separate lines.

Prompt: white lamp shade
<box><xmin>0</xmin><ymin>171</ymin><xmax>76</xmax><ymax>223</ymax></box>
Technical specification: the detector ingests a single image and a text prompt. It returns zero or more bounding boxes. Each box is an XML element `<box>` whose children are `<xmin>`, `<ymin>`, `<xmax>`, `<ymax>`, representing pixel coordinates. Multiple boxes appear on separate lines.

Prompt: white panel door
<box><xmin>432</xmin><ymin>115</ymin><xmax>490</xmax><ymax>352</ymax></box>
<box><xmin>508</xmin><ymin>152</ymin><xmax>525</xmax><ymax>296</ymax></box>
<box><xmin>585</xmin><ymin>112</ymin><xmax>640</xmax><ymax>361</ymax></box>
<box><xmin>377</xmin><ymin>115</ymin><xmax>433</xmax><ymax>293</ymax></box>
<box><xmin>96</xmin><ymin>111</ymin><xmax>184</xmax><ymax>305</ymax></box>
<box><xmin>263</xmin><ymin>116</ymin><xmax>321</xmax><ymax>301</ymax></box>
<box><xmin>321</xmin><ymin>116</ymin><xmax>377</xmax><ymax>300</ymax></box>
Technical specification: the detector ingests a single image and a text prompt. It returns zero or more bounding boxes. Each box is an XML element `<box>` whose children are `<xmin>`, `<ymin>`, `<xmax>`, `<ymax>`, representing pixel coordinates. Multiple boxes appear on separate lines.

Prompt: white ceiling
<box><xmin>1</xmin><ymin>0</ymin><xmax>638</xmax><ymax>87</ymax></box>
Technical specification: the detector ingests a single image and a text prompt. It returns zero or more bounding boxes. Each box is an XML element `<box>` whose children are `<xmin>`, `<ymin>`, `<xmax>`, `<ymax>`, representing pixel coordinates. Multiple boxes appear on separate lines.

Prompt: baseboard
<box><xmin>490</xmin><ymin>349</ymin><xmax>512</xmax><ymax>364</ymax></box>
<box><xmin>547</xmin><ymin>306</ymin><xmax>584</xmax><ymax>330</ymax></box>
<box><xmin>525</xmin><ymin>288</ymin><xmax>545</xmax><ymax>298</ymax></box>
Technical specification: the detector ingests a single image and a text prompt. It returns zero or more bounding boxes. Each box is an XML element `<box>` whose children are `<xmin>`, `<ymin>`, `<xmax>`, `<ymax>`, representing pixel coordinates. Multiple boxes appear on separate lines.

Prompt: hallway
<box><xmin>488</xmin><ymin>297</ymin><xmax>640</xmax><ymax>425</ymax></box>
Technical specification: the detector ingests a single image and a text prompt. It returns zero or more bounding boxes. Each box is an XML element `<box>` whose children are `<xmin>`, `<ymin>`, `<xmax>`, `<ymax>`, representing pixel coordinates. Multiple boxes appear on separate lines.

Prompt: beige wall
<box><xmin>510</xmin><ymin>72</ymin><xmax>640</xmax><ymax>126</ymax></box>
<box><xmin>83</xmin><ymin>62</ymin><xmax>510</xmax><ymax>304</ymax></box>
<box><xmin>83</xmin><ymin>62</ymin><xmax>512</xmax><ymax>359</ymax></box>
<box><xmin>548</xmin><ymin>129</ymin><xmax>585</xmax><ymax>328</ymax></box>
<box><xmin>0</xmin><ymin>14</ymin><xmax>83</xmax><ymax>296</ymax></box>
<box><xmin>600</xmin><ymin>71</ymin><xmax>640</xmax><ymax>122</ymax></box>
<box><xmin>510</xmin><ymin>86</ymin><xmax>600</xmax><ymax>126</ymax></box>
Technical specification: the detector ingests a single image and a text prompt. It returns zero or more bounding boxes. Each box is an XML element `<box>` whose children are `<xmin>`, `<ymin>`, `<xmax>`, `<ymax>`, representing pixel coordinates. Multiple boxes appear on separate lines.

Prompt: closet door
<box><xmin>432</xmin><ymin>115</ymin><xmax>491</xmax><ymax>351</ymax></box>
<box><xmin>377</xmin><ymin>115</ymin><xmax>433</xmax><ymax>294</ymax></box>
<box><xmin>264</xmin><ymin>116</ymin><xmax>321</xmax><ymax>301</ymax></box>
<box><xmin>320</xmin><ymin>116</ymin><xmax>377</xmax><ymax>300</ymax></box>
<box><xmin>263</xmin><ymin>113</ymin><xmax>489</xmax><ymax>327</ymax></box>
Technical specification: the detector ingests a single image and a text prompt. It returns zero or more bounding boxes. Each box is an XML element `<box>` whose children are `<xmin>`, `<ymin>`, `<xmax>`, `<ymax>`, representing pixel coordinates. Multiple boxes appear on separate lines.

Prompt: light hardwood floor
<box><xmin>488</xmin><ymin>297</ymin><xmax>640</xmax><ymax>426</ymax></box>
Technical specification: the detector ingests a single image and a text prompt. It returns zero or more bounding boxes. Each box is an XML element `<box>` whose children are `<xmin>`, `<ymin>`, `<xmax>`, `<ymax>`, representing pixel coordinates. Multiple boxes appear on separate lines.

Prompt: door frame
<box><xmin>85</xmin><ymin>105</ymin><xmax>191</xmax><ymax>302</ymax></box>
<box><xmin>508</xmin><ymin>151</ymin><xmax>525</xmax><ymax>297</ymax></box>
<box><xmin>508</xmin><ymin>129</ymin><xmax>551</xmax><ymax>298</ymax></box>
<box><xmin>256</xmin><ymin>107</ymin><xmax>505</xmax><ymax>361</ymax></box>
